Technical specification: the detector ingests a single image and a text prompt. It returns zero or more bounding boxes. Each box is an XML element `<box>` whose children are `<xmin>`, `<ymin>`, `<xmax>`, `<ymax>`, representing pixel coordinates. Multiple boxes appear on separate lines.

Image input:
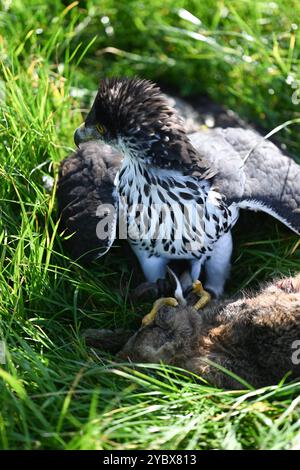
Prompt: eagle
<box><xmin>69</xmin><ymin>77</ymin><xmax>300</xmax><ymax>321</ymax></box>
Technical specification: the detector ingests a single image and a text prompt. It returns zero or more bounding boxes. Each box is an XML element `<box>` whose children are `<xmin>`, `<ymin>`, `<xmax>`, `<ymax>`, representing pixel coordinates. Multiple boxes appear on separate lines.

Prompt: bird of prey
<box><xmin>71</xmin><ymin>77</ymin><xmax>300</xmax><ymax>316</ymax></box>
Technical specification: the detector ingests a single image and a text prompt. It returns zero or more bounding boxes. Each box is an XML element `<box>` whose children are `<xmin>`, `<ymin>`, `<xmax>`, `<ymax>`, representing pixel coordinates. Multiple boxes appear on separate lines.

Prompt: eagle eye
<box><xmin>96</xmin><ymin>124</ymin><xmax>106</xmax><ymax>135</ymax></box>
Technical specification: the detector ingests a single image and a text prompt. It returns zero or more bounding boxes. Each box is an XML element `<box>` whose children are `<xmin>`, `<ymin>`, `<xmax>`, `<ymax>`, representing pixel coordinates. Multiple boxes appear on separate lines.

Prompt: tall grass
<box><xmin>0</xmin><ymin>0</ymin><xmax>300</xmax><ymax>449</ymax></box>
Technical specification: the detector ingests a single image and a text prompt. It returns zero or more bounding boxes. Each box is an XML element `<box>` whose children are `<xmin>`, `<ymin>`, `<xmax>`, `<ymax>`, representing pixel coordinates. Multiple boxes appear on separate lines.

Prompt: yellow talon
<box><xmin>192</xmin><ymin>280</ymin><xmax>211</xmax><ymax>310</ymax></box>
<box><xmin>142</xmin><ymin>297</ymin><xmax>178</xmax><ymax>326</ymax></box>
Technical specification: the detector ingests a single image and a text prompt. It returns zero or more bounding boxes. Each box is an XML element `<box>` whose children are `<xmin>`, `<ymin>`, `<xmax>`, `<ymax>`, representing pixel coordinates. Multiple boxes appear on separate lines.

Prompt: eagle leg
<box><xmin>192</xmin><ymin>280</ymin><xmax>211</xmax><ymax>310</ymax></box>
<box><xmin>142</xmin><ymin>297</ymin><xmax>178</xmax><ymax>326</ymax></box>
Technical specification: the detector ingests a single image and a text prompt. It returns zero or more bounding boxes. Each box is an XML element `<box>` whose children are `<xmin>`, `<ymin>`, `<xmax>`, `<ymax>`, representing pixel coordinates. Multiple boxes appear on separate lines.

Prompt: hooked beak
<box><xmin>74</xmin><ymin>123</ymin><xmax>102</xmax><ymax>147</ymax></box>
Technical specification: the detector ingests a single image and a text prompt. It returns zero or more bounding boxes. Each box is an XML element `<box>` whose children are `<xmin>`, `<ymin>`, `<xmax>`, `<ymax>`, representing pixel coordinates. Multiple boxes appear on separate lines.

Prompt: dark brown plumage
<box><xmin>57</xmin><ymin>141</ymin><xmax>122</xmax><ymax>262</ymax></box>
<box><xmin>79</xmin><ymin>77</ymin><xmax>211</xmax><ymax>174</ymax></box>
<box><xmin>85</xmin><ymin>274</ymin><xmax>300</xmax><ymax>389</ymax></box>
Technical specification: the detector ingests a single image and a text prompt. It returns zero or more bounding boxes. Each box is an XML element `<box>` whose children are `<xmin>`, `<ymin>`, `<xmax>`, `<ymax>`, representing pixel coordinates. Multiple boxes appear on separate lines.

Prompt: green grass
<box><xmin>1</xmin><ymin>0</ymin><xmax>300</xmax><ymax>450</ymax></box>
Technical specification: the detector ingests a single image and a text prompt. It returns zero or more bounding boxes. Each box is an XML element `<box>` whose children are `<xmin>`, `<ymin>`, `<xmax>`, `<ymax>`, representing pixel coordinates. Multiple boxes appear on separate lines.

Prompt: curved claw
<box><xmin>192</xmin><ymin>281</ymin><xmax>211</xmax><ymax>310</ymax></box>
<box><xmin>142</xmin><ymin>297</ymin><xmax>178</xmax><ymax>326</ymax></box>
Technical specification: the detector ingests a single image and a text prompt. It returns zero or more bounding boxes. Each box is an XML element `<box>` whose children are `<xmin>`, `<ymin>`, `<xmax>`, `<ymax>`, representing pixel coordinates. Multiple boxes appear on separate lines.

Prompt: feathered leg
<box><xmin>204</xmin><ymin>231</ymin><xmax>233</xmax><ymax>297</ymax></box>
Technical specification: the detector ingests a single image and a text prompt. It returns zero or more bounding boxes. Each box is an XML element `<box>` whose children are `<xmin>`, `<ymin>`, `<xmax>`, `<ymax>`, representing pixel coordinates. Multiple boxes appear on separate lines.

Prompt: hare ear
<box><xmin>57</xmin><ymin>141</ymin><xmax>122</xmax><ymax>263</ymax></box>
<box><xmin>83</xmin><ymin>328</ymin><xmax>133</xmax><ymax>354</ymax></box>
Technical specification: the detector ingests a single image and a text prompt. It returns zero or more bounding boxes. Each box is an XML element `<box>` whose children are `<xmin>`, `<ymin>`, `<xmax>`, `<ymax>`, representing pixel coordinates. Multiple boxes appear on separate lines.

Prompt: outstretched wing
<box><xmin>189</xmin><ymin>128</ymin><xmax>300</xmax><ymax>234</ymax></box>
<box><xmin>57</xmin><ymin>141</ymin><xmax>122</xmax><ymax>262</ymax></box>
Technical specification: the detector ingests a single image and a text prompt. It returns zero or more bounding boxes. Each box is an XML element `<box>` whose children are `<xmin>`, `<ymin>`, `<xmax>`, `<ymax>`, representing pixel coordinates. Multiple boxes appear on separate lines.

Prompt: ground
<box><xmin>1</xmin><ymin>0</ymin><xmax>300</xmax><ymax>450</ymax></box>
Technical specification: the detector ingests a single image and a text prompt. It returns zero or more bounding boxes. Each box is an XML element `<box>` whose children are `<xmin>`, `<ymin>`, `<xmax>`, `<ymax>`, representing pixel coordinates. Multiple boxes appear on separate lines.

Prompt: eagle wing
<box><xmin>189</xmin><ymin>128</ymin><xmax>300</xmax><ymax>234</ymax></box>
<box><xmin>57</xmin><ymin>141</ymin><xmax>121</xmax><ymax>262</ymax></box>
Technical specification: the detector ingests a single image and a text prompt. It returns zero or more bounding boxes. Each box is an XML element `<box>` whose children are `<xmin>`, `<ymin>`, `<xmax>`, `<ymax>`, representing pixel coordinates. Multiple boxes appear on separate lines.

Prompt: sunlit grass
<box><xmin>0</xmin><ymin>0</ymin><xmax>300</xmax><ymax>450</ymax></box>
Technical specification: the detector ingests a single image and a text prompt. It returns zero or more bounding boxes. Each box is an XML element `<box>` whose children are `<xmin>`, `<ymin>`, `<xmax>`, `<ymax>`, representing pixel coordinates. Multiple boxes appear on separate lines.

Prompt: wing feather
<box><xmin>57</xmin><ymin>141</ymin><xmax>121</xmax><ymax>262</ymax></box>
<box><xmin>189</xmin><ymin>128</ymin><xmax>300</xmax><ymax>234</ymax></box>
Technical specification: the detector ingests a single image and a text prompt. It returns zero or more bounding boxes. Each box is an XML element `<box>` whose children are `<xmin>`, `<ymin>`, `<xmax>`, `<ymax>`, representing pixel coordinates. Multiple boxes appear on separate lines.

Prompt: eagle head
<box><xmin>74</xmin><ymin>77</ymin><xmax>189</xmax><ymax>168</ymax></box>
